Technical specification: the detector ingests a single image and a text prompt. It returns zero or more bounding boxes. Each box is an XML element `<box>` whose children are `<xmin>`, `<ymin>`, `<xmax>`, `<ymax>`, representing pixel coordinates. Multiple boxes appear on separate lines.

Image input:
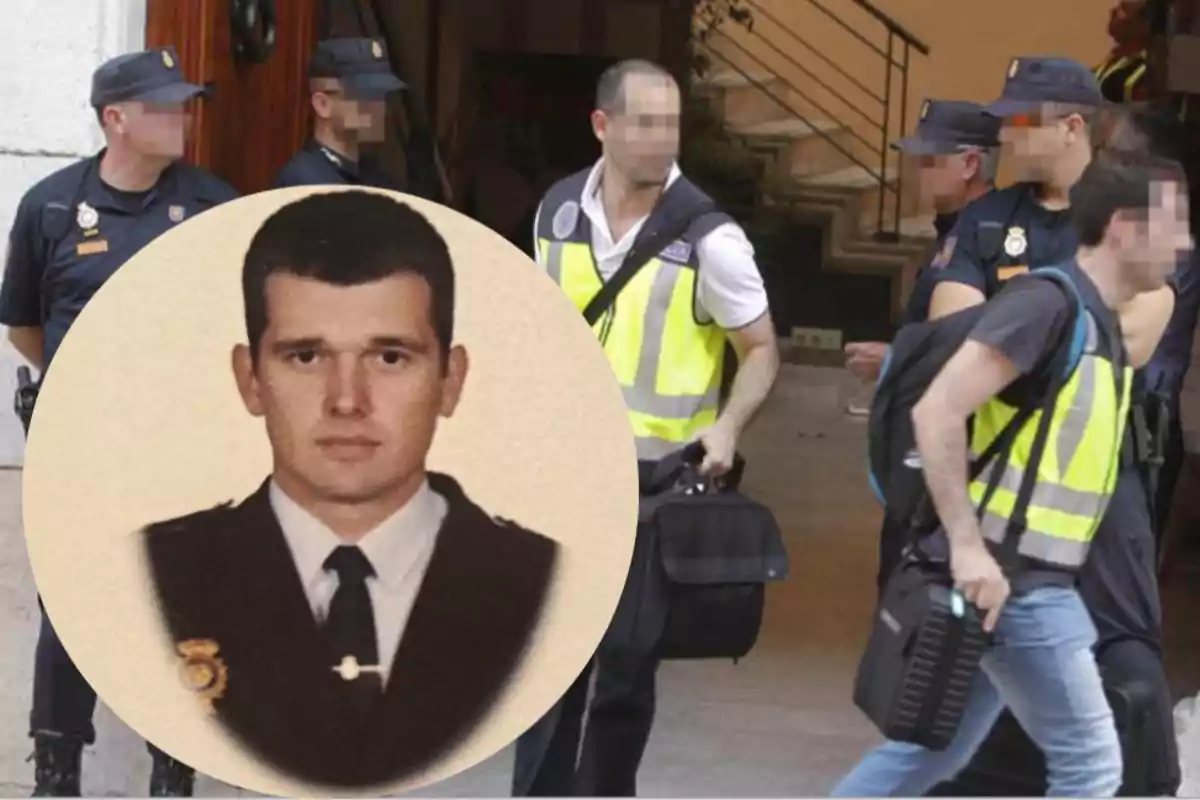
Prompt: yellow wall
<box><xmin>706</xmin><ymin>0</ymin><xmax>1117</xmax><ymax>164</ymax></box>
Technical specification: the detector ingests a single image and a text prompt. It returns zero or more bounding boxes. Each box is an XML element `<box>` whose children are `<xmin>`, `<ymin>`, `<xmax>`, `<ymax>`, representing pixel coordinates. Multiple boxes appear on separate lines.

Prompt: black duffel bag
<box><xmin>641</xmin><ymin>442</ymin><xmax>790</xmax><ymax>661</ymax></box>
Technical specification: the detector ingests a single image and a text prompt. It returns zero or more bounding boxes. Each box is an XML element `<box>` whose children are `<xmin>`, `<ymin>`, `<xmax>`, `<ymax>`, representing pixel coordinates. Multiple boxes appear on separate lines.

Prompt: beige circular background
<box><xmin>22</xmin><ymin>186</ymin><xmax>639</xmax><ymax>796</ymax></box>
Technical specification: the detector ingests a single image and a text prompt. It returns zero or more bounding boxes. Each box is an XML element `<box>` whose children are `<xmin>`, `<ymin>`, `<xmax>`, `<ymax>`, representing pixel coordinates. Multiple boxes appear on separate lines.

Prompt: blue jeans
<box><xmin>831</xmin><ymin>586</ymin><xmax>1123</xmax><ymax>797</ymax></box>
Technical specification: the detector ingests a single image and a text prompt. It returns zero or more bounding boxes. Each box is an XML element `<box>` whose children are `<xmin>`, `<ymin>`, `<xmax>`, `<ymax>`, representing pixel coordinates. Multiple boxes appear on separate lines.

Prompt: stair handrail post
<box><xmin>891</xmin><ymin>39</ymin><xmax>912</xmax><ymax>238</ymax></box>
<box><xmin>877</xmin><ymin>31</ymin><xmax>895</xmax><ymax>236</ymax></box>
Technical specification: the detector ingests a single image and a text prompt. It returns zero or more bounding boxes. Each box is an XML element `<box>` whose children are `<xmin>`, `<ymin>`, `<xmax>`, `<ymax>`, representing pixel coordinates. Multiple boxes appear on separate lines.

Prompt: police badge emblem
<box><xmin>1003</xmin><ymin>226</ymin><xmax>1028</xmax><ymax>257</ymax></box>
<box><xmin>168</xmin><ymin>205</ymin><xmax>185</xmax><ymax>223</ymax></box>
<box><xmin>76</xmin><ymin>202</ymin><xmax>99</xmax><ymax>231</ymax></box>
<box><xmin>176</xmin><ymin>638</ymin><xmax>228</xmax><ymax>711</ymax></box>
<box><xmin>162</xmin><ymin>50</ymin><xmax>175</xmax><ymax>69</ymax></box>
<box><xmin>372</xmin><ymin>40</ymin><xmax>383</xmax><ymax>58</ymax></box>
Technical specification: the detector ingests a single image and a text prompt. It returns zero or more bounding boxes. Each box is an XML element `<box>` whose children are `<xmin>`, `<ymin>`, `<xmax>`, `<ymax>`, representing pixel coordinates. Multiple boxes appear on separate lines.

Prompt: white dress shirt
<box><xmin>533</xmin><ymin>158</ymin><xmax>770</xmax><ymax>330</ymax></box>
<box><xmin>269</xmin><ymin>479</ymin><xmax>448</xmax><ymax>685</ymax></box>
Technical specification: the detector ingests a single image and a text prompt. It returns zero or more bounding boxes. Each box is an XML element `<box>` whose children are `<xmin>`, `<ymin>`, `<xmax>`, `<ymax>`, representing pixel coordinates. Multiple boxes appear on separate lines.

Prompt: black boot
<box><xmin>148</xmin><ymin>748</ymin><xmax>195</xmax><ymax>797</ymax></box>
<box><xmin>28</xmin><ymin>735</ymin><xmax>82</xmax><ymax>797</ymax></box>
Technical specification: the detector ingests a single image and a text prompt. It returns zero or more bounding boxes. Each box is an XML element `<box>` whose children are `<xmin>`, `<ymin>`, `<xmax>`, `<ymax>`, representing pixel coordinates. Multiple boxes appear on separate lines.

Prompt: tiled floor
<box><xmin>0</xmin><ymin>364</ymin><xmax>1195</xmax><ymax>797</ymax></box>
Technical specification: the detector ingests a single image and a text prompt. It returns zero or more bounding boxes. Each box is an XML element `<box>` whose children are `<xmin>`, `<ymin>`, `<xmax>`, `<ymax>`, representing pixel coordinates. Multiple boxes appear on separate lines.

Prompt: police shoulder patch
<box><xmin>930</xmin><ymin>235</ymin><xmax>957</xmax><ymax>269</ymax></box>
<box><xmin>659</xmin><ymin>239</ymin><xmax>693</xmax><ymax>264</ymax></box>
<box><xmin>551</xmin><ymin>201</ymin><xmax>579</xmax><ymax>240</ymax></box>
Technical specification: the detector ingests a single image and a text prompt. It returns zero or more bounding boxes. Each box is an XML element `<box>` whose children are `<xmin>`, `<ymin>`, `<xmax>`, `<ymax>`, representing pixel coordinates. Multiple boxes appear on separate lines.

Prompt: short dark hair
<box><xmin>595</xmin><ymin>59</ymin><xmax>675</xmax><ymax>114</ymax></box>
<box><xmin>1071</xmin><ymin>148</ymin><xmax>1187</xmax><ymax>246</ymax></box>
<box><xmin>241</xmin><ymin>190</ymin><xmax>455</xmax><ymax>366</ymax></box>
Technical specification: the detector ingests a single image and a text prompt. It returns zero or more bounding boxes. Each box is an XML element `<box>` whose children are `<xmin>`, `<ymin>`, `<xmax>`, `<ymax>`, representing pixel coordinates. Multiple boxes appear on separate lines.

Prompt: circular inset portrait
<box><xmin>22</xmin><ymin>187</ymin><xmax>639</xmax><ymax>796</ymax></box>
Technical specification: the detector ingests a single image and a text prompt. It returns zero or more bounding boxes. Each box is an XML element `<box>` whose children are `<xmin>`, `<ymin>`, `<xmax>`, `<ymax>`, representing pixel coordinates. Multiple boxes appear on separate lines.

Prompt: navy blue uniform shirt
<box><xmin>0</xmin><ymin>151</ymin><xmax>238</xmax><ymax>369</ymax></box>
<box><xmin>902</xmin><ymin>211</ymin><xmax>961</xmax><ymax>325</ymax></box>
<box><xmin>272</xmin><ymin>139</ymin><xmax>399</xmax><ymax>190</ymax></box>
<box><xmin>931</xmin><ymin>183</ymin><xmax>1077</xmax><ymax>299</ymax></box>
<box><xmin>1144</xmin><ymin>248</ymin><xmax>1200</xmax><ymax>397</ymax></box>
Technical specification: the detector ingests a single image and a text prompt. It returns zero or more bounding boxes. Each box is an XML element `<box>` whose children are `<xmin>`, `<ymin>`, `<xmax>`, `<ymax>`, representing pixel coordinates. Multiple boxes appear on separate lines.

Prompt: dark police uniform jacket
<box><xmin>902</xmin><ymin>211</ymin><xmax>962</xmax><ymax>325</ymax></box>
<box><xmin>141</xmin><ymin>472</ymin><xmax>559</xmax><ymax>789</ymax></box>
<box><xmin>930</xmin><ymin>183</ymin><xmax>1077</xmax><ymax>299</ymax></box>
<box><xmin>272</xmin><ymin>139</ymin><xmax>400</xmax><ymax>190</ymax></box>
<box><xmin>0</xmin><ymin>151</ymin><xmax>238</xmax><ymax>370</ymax></box>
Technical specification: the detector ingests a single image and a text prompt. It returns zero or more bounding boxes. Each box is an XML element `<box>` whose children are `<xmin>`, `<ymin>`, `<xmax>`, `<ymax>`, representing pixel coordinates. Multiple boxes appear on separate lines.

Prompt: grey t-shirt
<box><xmin>924</xmin><ymin>275</ymin><xmax>1083</xmax><ymax>592</ymax></box>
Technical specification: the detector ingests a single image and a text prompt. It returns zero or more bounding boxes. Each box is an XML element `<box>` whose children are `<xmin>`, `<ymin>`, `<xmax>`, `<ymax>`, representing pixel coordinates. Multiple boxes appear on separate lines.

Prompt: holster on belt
<box><xmin>13</xmin><ymin>366</ymin><xmax>39</xmax><ymax>438</ymax></box>
<box><xmin>1127</xmin><ymin>394</ymin><xmax>1169</xmax><ymax>521</ymax></box>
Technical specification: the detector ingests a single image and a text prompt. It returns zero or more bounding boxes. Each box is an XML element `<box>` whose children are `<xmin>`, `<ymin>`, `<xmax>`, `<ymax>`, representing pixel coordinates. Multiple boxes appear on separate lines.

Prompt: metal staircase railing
<box><xmin>697</xmin><ymin>0</ymin><xmax>930</xmax><ymax>241</ymax></box>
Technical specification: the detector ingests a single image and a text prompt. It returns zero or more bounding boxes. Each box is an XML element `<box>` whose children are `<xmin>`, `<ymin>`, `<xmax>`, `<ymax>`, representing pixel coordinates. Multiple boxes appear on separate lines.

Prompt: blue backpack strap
<box><xmin>1028</xmin><ymin>266</ymin><xmax>1089</xmax><ymax>376</ymax></box>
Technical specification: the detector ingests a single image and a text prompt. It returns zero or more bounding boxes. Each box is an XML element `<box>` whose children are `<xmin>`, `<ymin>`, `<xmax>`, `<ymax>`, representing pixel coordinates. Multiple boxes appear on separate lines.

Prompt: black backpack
<box><xmin>866</xmin><ymin>267</ymin><xmax>1091</xmax><ymax>530</ymax></box>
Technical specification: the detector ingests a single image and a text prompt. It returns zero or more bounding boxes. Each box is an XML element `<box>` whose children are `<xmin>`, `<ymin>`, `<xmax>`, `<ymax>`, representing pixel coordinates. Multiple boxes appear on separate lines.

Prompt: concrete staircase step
<box><xmin>699</xmin><ymin>70</ymin><xmax>777</xmax><ymax>89</ymax></box>
<box><xmin>797</xmin><ymin>165</ymin><xmax>893</xmax><ymax>189</ymax></box>
<box><xmin>729</xmin><ymin>117</ymin><xmax>843</xmax><ymax>139</ymax></box>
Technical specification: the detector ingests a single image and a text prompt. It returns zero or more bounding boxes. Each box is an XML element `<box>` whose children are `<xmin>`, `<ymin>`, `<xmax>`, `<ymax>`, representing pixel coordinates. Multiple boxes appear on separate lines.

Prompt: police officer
<box><xmin>512</xmin><ymin>58</ymin><xmax>779</xmax><ymax>797</ymax></box>
<box><xmin>0</xmin><ymin>47</ymin><xmax>238</xmax><ymax>797</ymax></box>
<box><xmin>842</xmin><ymin>99</ymin><xmax>999</xmax><ymax>576</ymax></box>
<box><xmin>924</xmin><ymin>58</ymin><xmax>1184</xmax><ymax>796</ymax></box>
<box><xmin>272</xmin><ymin>37</ymin><xmax>406</xmax><ymax>190</ymax></box>
<box><xmin>1095</xmin><ymin>1</ymin><xmax>1152</xmax><ymax>103</ymax></box>
<box><xmin>842</xmin><ymin>99</ymin><xmax>1000</xmax><ymax>590</ymax></box>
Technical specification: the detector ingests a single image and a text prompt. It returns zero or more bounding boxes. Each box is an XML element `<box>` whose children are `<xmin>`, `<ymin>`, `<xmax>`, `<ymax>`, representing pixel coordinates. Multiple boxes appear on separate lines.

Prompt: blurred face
<box><xmin>232</xmin><ymin>272</ymin><xmax>468</xmax><ymax>510</ymax></box>
<box><xmin>1111</xmin><ymin>180</ymin><xmax>1194</xmax><ymax>291</ymax></box>
<box><xmin>909</xmin><ymin>149</ymin><xmax>983</xmax><ymax>212</ymax></box>
<box><xmin>998</xmin><ymin>105</ymin><xmax>1088</xmax><ymax>181</ymax></box>
<box><xmin>105</xmin><ymin>101</ymin><xmax>189</xmax><ymax>160</ymax></box>
<box><xmin>313</xmin><ymin>82</ymin><xmax>388</xmax><ymax>143</ymax></box>
<box><xmin>591</xmin><ymin>72</ymin><xmax>681</xmax><ymax>188</ymax></box>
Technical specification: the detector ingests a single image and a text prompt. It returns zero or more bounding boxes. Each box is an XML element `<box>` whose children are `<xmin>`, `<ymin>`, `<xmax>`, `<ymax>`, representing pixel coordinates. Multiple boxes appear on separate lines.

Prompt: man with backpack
<box><xmin>836</xmin><ymin>147</ymin><xmax>1191</xmax><ymax>798</ymax></box>
<box><xmin>915</xmin><ymin>63</ymin><xmax>1185</xmax><ymax>795</ymax></box>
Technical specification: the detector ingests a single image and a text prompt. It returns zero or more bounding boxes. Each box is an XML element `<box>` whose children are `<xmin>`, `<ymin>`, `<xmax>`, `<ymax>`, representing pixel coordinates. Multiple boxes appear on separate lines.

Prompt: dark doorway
<box><xmin>452</xmin><ymin>52</ymin><xmax>615</xmax><ymax>254</ymax></box>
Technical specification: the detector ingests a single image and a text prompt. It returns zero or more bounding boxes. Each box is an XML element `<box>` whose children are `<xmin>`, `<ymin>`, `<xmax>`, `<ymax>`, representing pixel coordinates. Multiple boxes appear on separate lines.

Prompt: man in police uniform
<box><xmin>272</xmin><ymin>38</ymin><xmax>406</xmax><ymax>190</ymax></box>
<box><xmin>842</xmin><ymin>100</ymin><xmax>1000</xmax><ymax>589</ymax></box>
<box><xmin>833</xmin><ymin>147</ymin><xmax>1191</xmax><ymax>798</ymax></box>
<box><xmin>511</xmin><ymin>58</ymin><xmax>779</xmax><ymax>797</ymax></box>
<box><xmin>923</xmin><ymin>59</ymin><xmax>1184</xmax><ymax>796</ymax></box>
<box><xmin>0</xmin><ymin>46</ymin><xmax>238</xmax><ymax>796</ymax></box>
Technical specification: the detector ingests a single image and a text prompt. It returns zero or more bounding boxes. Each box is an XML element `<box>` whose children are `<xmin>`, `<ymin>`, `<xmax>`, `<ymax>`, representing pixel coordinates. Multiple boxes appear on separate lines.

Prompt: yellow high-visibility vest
<box><xmin>1095</xmin><ymin>49</ymin><xmax>1149</xmax><ymax>104</ymax></box>
<box><xmin>968</xmin><ymin>265</ymin><xmax>1132</xmax><ymax>570</ymax></box>
<box><xmin>535</xmin><ymin>169</ymin><xmax>731</xmax><ymax>461</ymax></box>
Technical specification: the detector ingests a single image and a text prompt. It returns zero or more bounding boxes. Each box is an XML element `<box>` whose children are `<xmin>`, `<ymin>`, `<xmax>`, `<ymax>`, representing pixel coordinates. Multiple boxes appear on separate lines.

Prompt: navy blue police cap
<box><xmin>90</xmin><ymin>47</ymin><xmax>207</xmax><ymax>108</ymax></box>
<box><xmin>892</xmin><ymin>99</ymin><xmax>1001</xmax><ymax>155</ymax></box>
<box><xmin>308</xmin><ymin>38</ymin><xmax>407</xmax><ymax>99</ymax></box>
<box><xmin>984</xmin><ymin>56</ymin><xmax>1105</xmax><ymax>118</ymax></box>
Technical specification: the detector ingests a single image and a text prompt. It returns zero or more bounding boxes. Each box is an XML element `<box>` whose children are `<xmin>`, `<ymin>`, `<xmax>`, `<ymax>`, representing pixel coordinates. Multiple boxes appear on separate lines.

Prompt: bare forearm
<box><xmin>7</xmin><ymin>327</ymin><xmax>43</xmax><ymax>370</ymax></box>
<box><xmin>912</xmin><ymin>401</ymin><xmax>980</xmax><ymax>545</ymax></box>
<box><xmin>718</xmin><ymin>341</ymin><xmax>778</xmax><ymax>433</ymax></box>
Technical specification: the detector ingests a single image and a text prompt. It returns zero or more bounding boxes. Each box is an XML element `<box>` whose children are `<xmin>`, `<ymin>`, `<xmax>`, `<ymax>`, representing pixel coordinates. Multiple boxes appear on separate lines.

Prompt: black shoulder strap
<box><xmin>901</xmin><ymin>271</ymin><xmax>1085</xmax><ymax>543</ymax></box>
<box><xmin>581</xmin><ymin>180</ymin><xmax>717</xmax><ymax>327</ymax></box>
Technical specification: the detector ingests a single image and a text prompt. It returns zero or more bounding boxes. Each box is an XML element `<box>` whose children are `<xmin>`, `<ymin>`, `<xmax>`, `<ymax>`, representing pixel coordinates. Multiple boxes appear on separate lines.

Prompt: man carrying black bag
<box><xmin>833</xmin><ymin>149</ymin><xmax>1192</xmax><ymax>797</ymax></box>
<box><xmin>511</xmin><ymin>58</ymin><xmax>780</xmax><ymax>797</ymax></box>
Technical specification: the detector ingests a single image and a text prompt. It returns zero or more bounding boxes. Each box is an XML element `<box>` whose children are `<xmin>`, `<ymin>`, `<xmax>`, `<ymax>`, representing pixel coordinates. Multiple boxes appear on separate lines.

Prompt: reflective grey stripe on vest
<box><xmin>545</xmin><ymin>242</ymin><xmax>721</xmax><ymax>424</ymax></box>
<box><xmin>973</xmin><ymin>313</ymin><xmax>1111</xmax><ymax>566</ymax></box>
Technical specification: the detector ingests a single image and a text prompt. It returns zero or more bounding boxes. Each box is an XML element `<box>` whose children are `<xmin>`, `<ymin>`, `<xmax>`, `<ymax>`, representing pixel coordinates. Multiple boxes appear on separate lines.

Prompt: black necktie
<box><xmin>322</xmin><ymin>546</ymin><xmax>383</xmax><ymax>711</ymax></box>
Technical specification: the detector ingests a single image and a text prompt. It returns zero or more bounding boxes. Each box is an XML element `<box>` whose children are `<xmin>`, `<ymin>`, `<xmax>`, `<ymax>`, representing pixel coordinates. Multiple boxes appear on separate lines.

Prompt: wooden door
<box><xmin>145</xmin><ymin>0</ymin><xmax>321</xmax><ymax>194</ymax></box>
